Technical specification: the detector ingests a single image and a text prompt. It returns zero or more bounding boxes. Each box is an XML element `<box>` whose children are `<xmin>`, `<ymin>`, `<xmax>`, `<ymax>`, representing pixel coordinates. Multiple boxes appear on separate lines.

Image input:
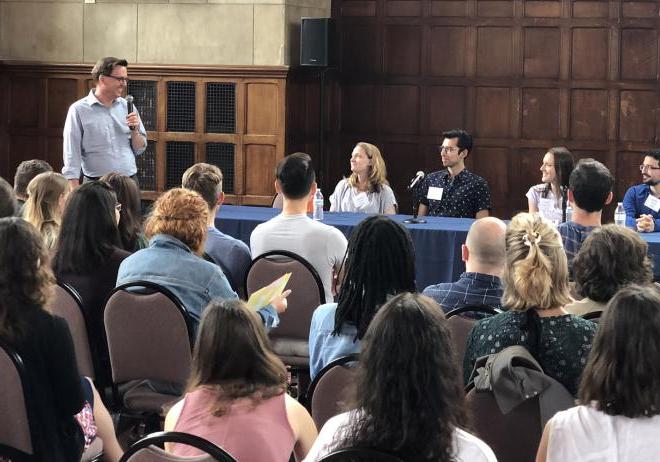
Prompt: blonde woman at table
<box><xmin>329</xmin><ymin>142</ymin><xmax>397</xmax><ymax>215</ymax></box>
<box><xmin>527</xmin><ymin>147</ymin><xmax>574</xmax><ymax>224</ymax></box>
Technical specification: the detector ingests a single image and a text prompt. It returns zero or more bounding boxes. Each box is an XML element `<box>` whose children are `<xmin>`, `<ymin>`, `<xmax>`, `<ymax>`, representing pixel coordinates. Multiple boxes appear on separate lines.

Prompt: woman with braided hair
<box><xmin>308</xmin><ymin>215</ymin><xmax>416</xmax><ymax>379</ymax></box>
<box><xmin>463</xmin><ymin>212</ymin><xmax>596</xmax><ymax>395</ymax></box>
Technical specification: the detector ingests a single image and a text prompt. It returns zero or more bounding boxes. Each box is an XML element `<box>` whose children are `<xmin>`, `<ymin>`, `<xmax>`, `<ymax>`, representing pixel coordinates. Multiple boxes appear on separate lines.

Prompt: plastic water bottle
<box><xmin>313</xmin><ymin>188</ymin><xmax>324</xmax><ymax>221</ymax></box>
<box><xmin>564</xmin><ymin>203</ymin><xmax>573</xmax><ymax>223</ymax></box>
<box><xmin>615</xmin><ymin>202</ymin><xmax>626</xmax><ymax>226</ymax></box>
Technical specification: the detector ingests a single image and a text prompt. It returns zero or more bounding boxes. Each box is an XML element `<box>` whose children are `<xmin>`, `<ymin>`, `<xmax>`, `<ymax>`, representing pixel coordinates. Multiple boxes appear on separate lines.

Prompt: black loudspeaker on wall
<box><xmin>300</xmin><ymin>18</ymin><xmax>334</xmax><ymax>67</ymax></box>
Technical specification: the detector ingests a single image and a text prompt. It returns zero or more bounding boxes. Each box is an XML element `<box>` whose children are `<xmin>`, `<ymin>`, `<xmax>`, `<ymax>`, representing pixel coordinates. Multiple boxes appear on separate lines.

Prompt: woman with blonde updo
<box><xmin>463</xmin><ymin>213</ymin><xmax>597</xmax><ymax>395</ymax></box>
<box><xmin>116</xmin><ymin>188</ymin><xmax>286</xmax><ymax>333</ymax></box>
<box><xmin>23</xmin><ymin>171</ymin><xmax>69</xmax><ymax>248</ymax></box>
<box><xmin>329</xmin><ymin>142</ymin><xmax>397</xmax><ymax>214</ymax></box>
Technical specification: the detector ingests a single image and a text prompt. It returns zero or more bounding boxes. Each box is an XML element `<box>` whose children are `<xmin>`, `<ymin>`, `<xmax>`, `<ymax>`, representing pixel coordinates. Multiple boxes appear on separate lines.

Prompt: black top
<box><xmin>5</xmin><ymin>308</ymin><xmax>84</xmax><ymax>461</ymax></box>
<box><xmin>463</xmin><ymin>310</ymin><xmax>597</xmax><ymax>396</ymax></box>
<box><xmin>418</xmin><ymin>169</ymin><xmax>490</xmax><ymax>218</ymax></box>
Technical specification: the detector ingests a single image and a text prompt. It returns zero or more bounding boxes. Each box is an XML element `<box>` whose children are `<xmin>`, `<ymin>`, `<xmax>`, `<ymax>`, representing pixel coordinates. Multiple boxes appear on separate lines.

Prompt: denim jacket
<box><xmin>116</xmin><ymin>234</ymin><xmax>278</xmax><ymax>333</ymax></box>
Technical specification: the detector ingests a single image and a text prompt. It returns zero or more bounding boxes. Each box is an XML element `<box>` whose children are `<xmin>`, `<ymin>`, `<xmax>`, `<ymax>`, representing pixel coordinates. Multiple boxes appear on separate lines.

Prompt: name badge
<box><xmin>353</xmin><ymin>192</ymin><xmax>369</xmax><ymax>209</ymax></box>
<box><xmin>644</xmin><ymin>194</ymin><xmax>660</xmax><ymax>212</ymax></box>
<box><xmin>427</xmin><ymin>187</ymin><xmax>443</xmax><ymax>201</ymax></box>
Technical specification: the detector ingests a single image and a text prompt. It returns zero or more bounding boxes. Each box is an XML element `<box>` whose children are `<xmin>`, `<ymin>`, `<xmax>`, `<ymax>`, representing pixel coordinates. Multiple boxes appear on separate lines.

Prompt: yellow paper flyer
<box><xmin>246</xmin><ymin>272</ymin><xmax>291</xmax><ymax>311</ymax></box>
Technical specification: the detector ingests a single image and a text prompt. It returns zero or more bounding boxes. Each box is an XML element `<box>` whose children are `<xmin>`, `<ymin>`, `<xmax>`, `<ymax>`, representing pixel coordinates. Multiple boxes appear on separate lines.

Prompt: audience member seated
<box><xmin>304</xmin><ymin>293</ymin><xmax>497</xmax><ymax>462</ymax></box>
<box><xmin>13</xmin><ymin>159</ymin><xmax>53</xmax><ymax>211</ymax></box>
<box><xmin>558</xmin><ymin>158</ymin><xmax>613</xmax><ymax>273</ymax></box>
<box><xmin>329</xmin><ymin>142</ymin><xmax>397</xmax><ymax>214</ymax></box>
<box><xmin>526</xmin><ymin>147</ymin><xmax>574</xmax><ymax>224</ymax></box>
<box><xmin>566</xmin><ymin>224</ymin><xmax>653</xmax><ymax>316</ymax></box>
<box><xmin>0</xmin><ymin>177</ymin><xmax>17</xmax><ymax>218</ymax></box>
<box><xmin>182</xmin><ymin>163</ymin><xmax>251</xmax><ymax>295</ymax></box>
<box><xmin>251</xmin><ymin>153</ymin><xmax>347</xmax><ymax>302</ymax></box>
<box><xmin>0</xmin><ymin>217</ymin><xmax>123</xmax><ymax>462</ymax></box>
<box><xmin>308</xmin><ymin>215</ymin><xmax>415</xmax><ymax>379</ymax></box>
<box><xmin>463</xmin><ymin>213</ymin><xmax>597</xmax><ymax>396</ymax></box>
<box><xmin>164</xmin><ymin>299</ymin><xmax>317</xmax><ymax>461</ymax></box>
<box><xmin>537</xmin><ymin>284</ymin><xmax>660</xmax><ymax>461</ymax></box>
<box><xmin>101</xmin><ymin>172</ymin><xmax>148</xmax><ymax>251</ymax></box>
<box><xmin>423</xmin><ymin>217</ymin><xmax>506</xmax><ymax>317</ymax></box>
<box><xmin>53</xmin><ymin>181</ymin><xmax>130</xmax><ymax>371</ymax></box>
<box><xmin>117</xmin><ymin>188</ymin><xmax>284</xmax><ymax>332</ymax></box>
<box><xmin>23</xmin><ymin>171</ymin><xmax>70</xmax><ymax>249</ymax></box>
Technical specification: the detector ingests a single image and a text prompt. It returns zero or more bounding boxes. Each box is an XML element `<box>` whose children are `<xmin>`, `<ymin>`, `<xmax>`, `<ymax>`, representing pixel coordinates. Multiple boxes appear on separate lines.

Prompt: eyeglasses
<box><xmin>104</xmin><ymin>74</ymin><xmax>129</xmax><ymax>84</ymax></box>
<box><xmin>639</xmin><ymin>164</ymin><xmax>660</xmax><ymax>172</ymax></box>
<box><xmin>115</xmin><ymin>203</ymin><xmax>122</xmax><ymax>212</ymax></box>
<box><xmin>439</xmin><ymin>146</ymin><xmax>460</xmax><ymax>154</ymax></box>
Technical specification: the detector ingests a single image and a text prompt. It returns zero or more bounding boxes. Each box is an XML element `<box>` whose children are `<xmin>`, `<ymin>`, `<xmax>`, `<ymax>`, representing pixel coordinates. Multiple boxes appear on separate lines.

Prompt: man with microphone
<box><xmin>623</xmin><ymin>151</ymin><xmax>660</xmax><ymax>232</ymax></box>
<box><xmin>417</xmin><ymin>129</ymin><xmax>490</xmax><ymax>218</ymax></box>
<box><xmin>62</xmin><ymin>57</ymin><xmax>147</xmax><ymax>187</ymax></box>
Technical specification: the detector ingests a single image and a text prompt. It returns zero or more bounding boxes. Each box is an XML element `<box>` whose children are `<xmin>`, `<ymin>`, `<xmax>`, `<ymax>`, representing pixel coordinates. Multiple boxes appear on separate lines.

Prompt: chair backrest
<box><xmin>49</xmin><ymin>282</ymin><xmax>96</xmax><ymax>379</ymax></box>
<box><xmin>306</xmin><ymin>354</ymin><xmax>358</xmax><ymax>429</ymax></box>
<box><xmin>120</xmin><ymin>432</ymin><xmax>236</xmax><ymax>462</ymax></box>
<box><xmin>445</xmin><ymin>304</ymin><xmax>500</xmax><ymax>318</ymax></box>
<box><xmin>465</xmin><ymin>388</ymin><xmax>541</xmax><ymax>462</ymax></box>
<box><xmin>445</xmin><ymin>305</ymin><xmax>498</xmax><ymax>378</ymax></box>
<box><xmin>318</xmin><ymin>448</ymin><xmax>404</xmax><ymax>461</ymax></box>
<box><xmin>271</xmin><ymin>193</ymin><xmax>284</xmax><ymax>209</ymax></box>
<box><xmin>0</xmin><ymin>341</ymin><xmax>33</xmax><ymax>459</ymax></box>
<box><xmin>582</xmin><ymin>310</ymin><xmax>603</xmax><ymax>322</ymax></box>
<box><xmin>104</xmin><ymin>281</ymin><xmax>193</xmax><ymax>386</ymax></box>
<box><xmin>246</xmin><ymin>251</ymin><xmax>325</xmax><ymax>340</ymax></box>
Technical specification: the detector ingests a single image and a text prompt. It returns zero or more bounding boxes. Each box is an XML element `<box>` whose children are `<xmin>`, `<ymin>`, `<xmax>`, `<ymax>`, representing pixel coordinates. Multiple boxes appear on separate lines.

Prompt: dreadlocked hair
<box><xmin>333</xmin><ymin>215</ymin><xmax>416</xmax><ymax>340</ymax></box>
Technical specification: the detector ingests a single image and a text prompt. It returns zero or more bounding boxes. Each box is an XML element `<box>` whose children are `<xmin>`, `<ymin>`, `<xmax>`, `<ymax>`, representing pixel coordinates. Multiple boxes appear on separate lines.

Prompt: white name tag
<box><xmin>427</xmin><ymin>187</ymin><xmax>444</xmax><ymax>201</ymax></box>
<box><xmin>644</xmin><ymin>194</ymin><xmax>660</xmax><ymax>212</ymax></box>
<box><xmin>353</xmin><ymin>192</ymin><xmax>369</xmax><ymax>209</ymax></box>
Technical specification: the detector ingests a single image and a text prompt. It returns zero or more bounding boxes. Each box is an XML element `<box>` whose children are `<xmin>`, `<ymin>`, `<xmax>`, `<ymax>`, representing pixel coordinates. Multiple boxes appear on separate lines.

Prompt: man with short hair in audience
<box><xmin>422</xmin><ymin>217</ymin><xmax>506</xmax><ymax>317</ymax></box>
<box><xmin>250</xmin><ymin>153</ymin><xmax>348</xmax><ymax>302</ymax></box>
<box><xmin>13</xmin><ymin>159</ymin><xmax>53</xmax><ymax>209</ymax></box>
<box><xmin>623</xmin><ymin>150</ymin><xmax>660</xmax><ymax>232</ymax></box>
<box><xmin>558</xmin><ymin>158</ymin><xmax>613</xmax><ymax>272</ymax></box>
<box><xmin>182</xmin><ymin>163</ymin><xmax>251</xmax><ymax>296</ymax></box>
<box><xmin>0</xmin><ymin>177</ymin><xmax>18</xmax><ymax>218</ymax></box>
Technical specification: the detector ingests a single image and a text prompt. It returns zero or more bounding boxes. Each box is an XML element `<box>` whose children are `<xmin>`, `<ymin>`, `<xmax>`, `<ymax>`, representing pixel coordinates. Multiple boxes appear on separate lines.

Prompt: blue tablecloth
<box><xmin>215</xmin><ymin>205</ymin><xmax>474</xmax><ymax>290</ymax></box>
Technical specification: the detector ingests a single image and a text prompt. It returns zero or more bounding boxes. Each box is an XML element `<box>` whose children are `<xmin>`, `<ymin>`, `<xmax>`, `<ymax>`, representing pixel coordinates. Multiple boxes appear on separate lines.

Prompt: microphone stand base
<box><xmin>403</xmin><ymin>217</ymin><xmax>426</xmax><ymax>224</ymax></box>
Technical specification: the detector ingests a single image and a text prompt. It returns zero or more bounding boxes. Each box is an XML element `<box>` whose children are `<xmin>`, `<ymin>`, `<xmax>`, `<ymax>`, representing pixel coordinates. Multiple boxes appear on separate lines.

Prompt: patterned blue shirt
<box><xmin>558</xmin><ymin>221</ymin><xmax>598</xmax><ymax>273</ymax></box>
<box><xmin>417</xmin><ymin>169</ymin><xmax>490</xmax><ymax>218</ymax></box>
<box><xmin>623</xmin><ymin>184</ymin><xmax>660</xmax><ymax>231</ymax></box>
<box><xmin>422</xmin><ymin>272</ymin><xmax>503</xmax><ymax>318</ymax></box>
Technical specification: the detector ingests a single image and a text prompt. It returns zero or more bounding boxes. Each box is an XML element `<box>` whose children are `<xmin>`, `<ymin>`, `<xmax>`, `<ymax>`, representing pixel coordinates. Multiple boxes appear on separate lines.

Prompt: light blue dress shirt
<box><xmin>62</xmin><ymin>90</ymin><xmax>147</xmax><ymax>179</ymax></box>
<box><xmin>309</xmin><ymin>302</ymin><xmax>360</xmax><ymax>380</ymax></box>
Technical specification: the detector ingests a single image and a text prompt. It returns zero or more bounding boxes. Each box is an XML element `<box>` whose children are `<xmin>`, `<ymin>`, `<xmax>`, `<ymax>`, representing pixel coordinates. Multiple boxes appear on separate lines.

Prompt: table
<box><xmin>641</xmin><ymin>232</ymin><xmax>660</xmax><ymax>280</ymax></box>
<box><xmin>215</xmin><ymin>205</ymin><xmax>474</xmax><ymax>290</ymax></box>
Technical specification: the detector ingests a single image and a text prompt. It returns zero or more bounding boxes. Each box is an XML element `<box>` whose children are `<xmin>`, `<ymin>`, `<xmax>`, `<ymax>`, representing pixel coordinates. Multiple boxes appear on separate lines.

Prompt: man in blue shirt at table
<box><xmin>423</xmin><ymin>217</ymin><xmax>505</xmax><ymax>318</ymax></box>
<box><xmin>182</xmin><ymin>163</ymin><xmax>251</xmax><ymax>297</ymax></box>
<box><xmin>623</xmin><ymin>151</ymin><xmax>660</xmax><ymax>233</ymax></box>
<box><xmin>62</xmin><ymin>56</ymin><xmax>147</xmax><ymax>188</ymax></box>
<box><xmin>417</xmin><ymin>129</ymin><xmax>491</xmax><ymax>219</ymax></box>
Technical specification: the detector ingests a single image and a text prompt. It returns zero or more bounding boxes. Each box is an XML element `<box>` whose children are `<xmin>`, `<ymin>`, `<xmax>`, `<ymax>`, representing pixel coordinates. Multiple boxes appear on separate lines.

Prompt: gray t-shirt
<box><xmin>329</xmin><ymin>178</ymin><xmax>397</xmax><ymax>214</ymax></box>
<box><xmin>250</xmin><ymin>213</ymin><xmax>348</xmax><ymax>302</ymax></box>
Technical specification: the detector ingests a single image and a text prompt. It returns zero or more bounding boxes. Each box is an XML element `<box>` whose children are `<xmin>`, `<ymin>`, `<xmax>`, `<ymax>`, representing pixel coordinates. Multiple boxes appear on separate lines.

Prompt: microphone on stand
<box><xmin>126</xmin><ymin>95</ymin><xmax>135</xmax><ymax>131</ymax></box>
<box><xmin>404</xmin><ymin>171</ymin><xmax>426</xmax><ymax>224</ymax></box>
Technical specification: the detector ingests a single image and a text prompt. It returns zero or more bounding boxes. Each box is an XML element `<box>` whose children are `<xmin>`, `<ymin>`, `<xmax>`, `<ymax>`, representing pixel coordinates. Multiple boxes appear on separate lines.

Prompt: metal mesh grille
<box><xmin>167</xmin><ymin>81</ymin><xmax>196</xmax><ymax>132</ymax></box>
<box><xmin>166</xmin><ymin>142</ymin><xmax>195</xmax><ymax>189</ymax></box>
<box><xmin>206</xmin><ymin>83</ymin><xmax>236</xmax><ymax>133</ymax></box>
<box><xmin>127</xmin><ymin>80</ymin><xmax>157</xmax><ymax>131</ymax></box>
<box><xmin>206</xmin><ymin>143</ymin><xmax>235</xmax><ymax>194</ymax></box>
<box><xmin>136</xmin><ymin>140</ymin><xmax>157</xmax><ymax>191</ymax></box>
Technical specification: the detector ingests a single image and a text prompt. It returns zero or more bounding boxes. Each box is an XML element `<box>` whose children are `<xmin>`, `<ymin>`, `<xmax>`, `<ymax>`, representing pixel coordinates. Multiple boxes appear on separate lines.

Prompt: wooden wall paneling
<box><xmin>619</xmin><ymin>90</ymin><xmax>657</xmax><ymax>143</ymax></box>
<box><xmin>570</xmin><ymin>89</ymin><xmax>608</xmax><ymax>140</ymax></box>
<box><xmin>384</xmin><ymin>25</ymin><xmax>422</xmax><ymax>76</ymax></box>
<box><xmin>521</xmin><ymin>88</ymin><xmax>560</xmax><ymax>140</ymax></box>
<box><xmin>381</xmin><ymin>85</ymin><xmax>420</xmax><ymax>135</ymax></box>
<box><xmin>475</xmin><ymin>87</ymin><xmax>511</xmax><ymax>138</ymax></box>
<box><xmin>0</xmin><ymin>72</ymin><xmax>8</xmax><ymax>180</ymax></box>
<box><xmin>429</xmin><ymin>26</ymin><xmax>468</xmax><ymax>77</ymax></box>
<box><xmin>525</xmin><ymin>1</ymin><xmax>561</xmax><ymax>18</ymax></box>
<box><xmin>382</xmin><ymin>141</ymin><xmax>423</xmax><ymax>213</ymax></box>
<box><xmin>244</xmin><ymin>143</ymin><xmax>277</xmax><ymax>200</ymax></box>
<box><xmin>476</xmin><ymin>27</ymin><xmax>514</xmax><ymax>77</ymax></box>
<box><xmin>620</xmin><ymin>28</ymin><xmax>658</xmax><ymax>80</ymax></box>
<box><xmin>471</xmin><ymin>146</ymin><xmax>510</xmax><ymax>217</ymax></box>
<box><xmin>523</xmin><ymin>27</ymin><xmax>560</xmax><ymax>78</ymax></box>
<box><xmin>571</xmin><ymin>27</ymin><xmax>609</xmax><ymax>79</ymax></box>
<box><xmin>427</xmin><ymin>86</ymin><xmax>466</xmax><ymax>135</ymax></box>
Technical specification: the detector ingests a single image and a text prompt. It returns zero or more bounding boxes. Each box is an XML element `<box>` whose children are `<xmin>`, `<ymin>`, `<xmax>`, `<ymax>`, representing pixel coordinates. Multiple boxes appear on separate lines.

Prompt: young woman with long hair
<box><xmin>165</xmin><ymin>299</ymin><xmax>317</xmax><ymax>461</ymax></box>
<box><xmin>537</xmin><ymin>284</ymin><xmax>660</xmax><ymax>461</ymax></box>
<box><xmin>308</xmin><ymin>215</ymin><xmax>416</xmax><ymax>378</ymax></box>
<box><xmin>463</xmin><ymin>212</ymin><xmax>597</xmax><ymax>395</ymax></box>
<box><xmin>23</xmin><ymin>171</ymin><xmax>69</xmax><ymax>248</ymax></box>
<box><xmin>527</xmin><ymin>147</ymin><xmax>574</xmax><ymax>224</ymax></box>
<box><xmin>101</xmin><ymin>172</ymin><xmax>147</xmax><ymax>251</ymax></box>
<box><xmin>305</xmin><ymin>293</ymin><xmax>496</xmax><ymax>461</ymax></box>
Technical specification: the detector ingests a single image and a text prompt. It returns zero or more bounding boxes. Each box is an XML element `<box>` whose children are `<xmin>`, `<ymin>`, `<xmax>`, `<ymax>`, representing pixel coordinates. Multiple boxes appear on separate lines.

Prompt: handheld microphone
<box><xmin>126</xmin><ymin>95</ymin><xmax>135</xmax><ymax>131</ymax></box>
<box><xmin>408</xmin><ymin>171</ymin><xmax>425</xmax><ymax>190</ymax></box>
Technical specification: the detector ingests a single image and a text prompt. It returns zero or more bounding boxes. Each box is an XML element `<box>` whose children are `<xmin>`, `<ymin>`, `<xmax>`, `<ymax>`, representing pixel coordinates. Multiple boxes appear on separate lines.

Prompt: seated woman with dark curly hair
<box><xmin>565</xmin><ymin>224</ymin><xmax>653</xmax><ymax>315</ymax></box>
<box><xmin>537</xmin><ymin>284</ymin><xmax>660</xmax><ymax>461</ymax></box>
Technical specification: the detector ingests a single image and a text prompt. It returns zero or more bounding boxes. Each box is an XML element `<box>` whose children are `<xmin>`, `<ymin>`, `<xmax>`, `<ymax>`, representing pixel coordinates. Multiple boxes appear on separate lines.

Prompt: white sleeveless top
<box><xmin>547</xmin><ymin>405</ymin><xmax>660</xmax><ymax>461</ymax></box>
